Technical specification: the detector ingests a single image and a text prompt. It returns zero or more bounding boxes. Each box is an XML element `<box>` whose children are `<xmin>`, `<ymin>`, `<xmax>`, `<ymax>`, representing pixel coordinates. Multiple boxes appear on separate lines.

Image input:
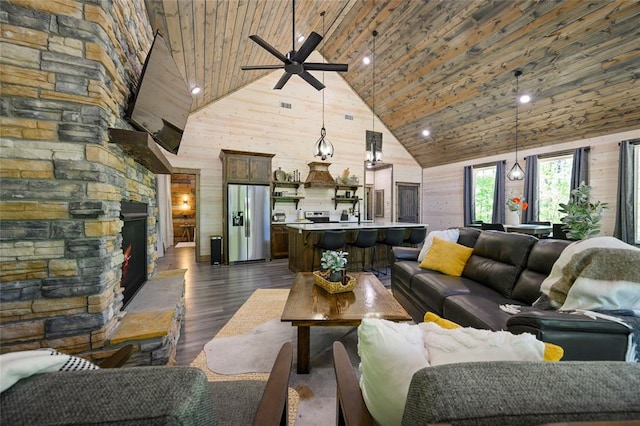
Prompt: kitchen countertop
<box><xmin>272</xmin><ymin>219</ymin><xmax>373</xmax><ymax>225</ymax></box>
<box><xmin>285</xmin><ymin>221</ymin><xmax>426</xmax><ymax>231</ymax></box>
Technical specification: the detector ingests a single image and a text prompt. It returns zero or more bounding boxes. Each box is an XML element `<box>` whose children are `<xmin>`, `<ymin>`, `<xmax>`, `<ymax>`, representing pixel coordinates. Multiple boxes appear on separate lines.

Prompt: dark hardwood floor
<box><xmin>158</xmin><ymin>245</ymin><xmax>389</xmax><ymax>366</ymax></box>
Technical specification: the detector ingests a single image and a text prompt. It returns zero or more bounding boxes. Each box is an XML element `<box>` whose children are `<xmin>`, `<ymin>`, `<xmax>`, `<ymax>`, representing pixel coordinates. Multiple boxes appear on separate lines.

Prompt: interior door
<box><xmin>397</xmin><ymin>183</ymin><xmax>420</xmax><ymax>223</ymax></box>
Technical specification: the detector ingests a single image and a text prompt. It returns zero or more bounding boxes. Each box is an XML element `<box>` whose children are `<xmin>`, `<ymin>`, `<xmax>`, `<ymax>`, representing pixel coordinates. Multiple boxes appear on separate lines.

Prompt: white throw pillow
<box><xmin>358</xmin><ymin>319</ymin><xmax>429</xmax><ymax>426</ymax></box>
<box><xmin>417</xmin><ymin>229</ymin><xmax>460</xmax><ymax>262</ymax></box>
<box><xmin>417</xmin><ymin>322</ymin><xmax>545</xmax><ymax>366</ymax></box>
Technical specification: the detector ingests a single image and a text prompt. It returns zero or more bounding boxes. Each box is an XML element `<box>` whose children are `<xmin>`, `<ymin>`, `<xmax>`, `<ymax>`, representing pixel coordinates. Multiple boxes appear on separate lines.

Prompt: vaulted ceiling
<box><xmin>144</xmin><ymin>0</ymin><xmax>640</xmax><ymax>168</ymax></box>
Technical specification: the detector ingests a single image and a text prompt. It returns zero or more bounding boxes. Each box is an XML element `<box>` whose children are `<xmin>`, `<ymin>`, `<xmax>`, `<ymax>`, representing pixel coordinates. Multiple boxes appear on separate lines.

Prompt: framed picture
<box><xmin>375</xmin><ymin>189</ymin><xmax>384</xmax><ymax>217</ymax></box>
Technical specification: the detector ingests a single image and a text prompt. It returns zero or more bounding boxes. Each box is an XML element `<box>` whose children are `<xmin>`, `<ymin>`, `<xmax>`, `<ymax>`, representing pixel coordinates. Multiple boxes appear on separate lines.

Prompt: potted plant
<box><xmin>558</xmin><ymin>182</ymin><xmax>608</xmax><ymax>240</ymax></box>
<box><xmin>321</xmin><ymin>250</ymin><xmax>348</xmax><ymax>282</ymax></box>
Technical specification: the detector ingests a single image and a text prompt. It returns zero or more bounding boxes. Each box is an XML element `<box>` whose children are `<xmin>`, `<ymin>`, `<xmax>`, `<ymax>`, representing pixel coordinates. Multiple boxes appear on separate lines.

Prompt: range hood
<box><xmin>304</xmin><ymin>162</ymin><xmax>335</xmax><ymax>188</ymax></box>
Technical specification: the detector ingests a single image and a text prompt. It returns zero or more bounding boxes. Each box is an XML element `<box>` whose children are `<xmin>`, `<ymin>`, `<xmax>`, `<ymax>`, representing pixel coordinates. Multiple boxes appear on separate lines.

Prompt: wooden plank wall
<box><xmin>422</xmin><ymin>129</ymin><xmax>640</xmax><ymax>235</ymax></box>
<box><xmin>172</xmin><ymin>52</ymin><xmax>422</xmax><ymax>256</ymax></box>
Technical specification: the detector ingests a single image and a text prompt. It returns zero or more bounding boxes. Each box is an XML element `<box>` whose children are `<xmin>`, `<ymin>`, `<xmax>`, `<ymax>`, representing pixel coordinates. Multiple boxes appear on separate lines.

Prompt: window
<box><xmin>538</xmin><ymin>155</ymin><xmax>573</xmax><ymax>223</ymax></box>
<box><xmin>473</xmin><ymin>165</ymin><xmax>496</xmax><ymax>223</ymax></box>
<box><xmin>635</xmin><ymin>144</ymin><xmax>640</xmax><ymax>243</ymax></box>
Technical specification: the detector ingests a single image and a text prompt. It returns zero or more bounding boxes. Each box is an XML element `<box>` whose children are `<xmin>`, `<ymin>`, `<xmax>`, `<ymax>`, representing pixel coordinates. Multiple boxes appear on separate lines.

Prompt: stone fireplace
<box><xmin>0</xmin><ymin>0</ymin><xmax>182</xmax><ymax>364</ymax></box>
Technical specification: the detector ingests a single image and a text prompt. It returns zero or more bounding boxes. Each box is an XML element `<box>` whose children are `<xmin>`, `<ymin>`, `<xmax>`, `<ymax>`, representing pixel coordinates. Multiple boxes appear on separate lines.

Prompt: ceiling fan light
<box><xmin>507</xmin><ymin>161</ymin><xmax>525</xmax><ymax>181</ymax></box>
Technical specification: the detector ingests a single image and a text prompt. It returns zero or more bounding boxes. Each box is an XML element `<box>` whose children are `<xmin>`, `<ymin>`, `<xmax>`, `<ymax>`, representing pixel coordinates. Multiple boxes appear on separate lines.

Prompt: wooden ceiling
<box><xmin>144</xmin><ymin>0</ymin><xmax>640</xmax><ymax>168</ymax></box>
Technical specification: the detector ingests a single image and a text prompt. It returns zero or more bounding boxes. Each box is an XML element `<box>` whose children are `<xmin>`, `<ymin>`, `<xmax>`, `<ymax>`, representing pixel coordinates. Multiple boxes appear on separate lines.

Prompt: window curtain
<box><xmin>156</xmin><ymin>174</ymin><xmax>174</xmax><ymax>256</ymax></box>
<box><xmin>613</xmin><ymin>140</ymin><xmax>637</xmax><ymax>243</ymax></box>
<box><xmin>522</xmin><ymin>155</ymin><xmax>539</xmax><ymax>223</ymax></box>
<box><xmin>492</xmin><ymin>160</ymin><xmax>506</xmax><ymax>224</ymax></box>
<box><xmin>570</xmin><ymin>147</ymin><xmax>589</xmax><ymax>190</ymax></box>
<box><xmin>463</xmin><ymin>166</ymin><xmax>474</xmax><ymax>226</ymax></box>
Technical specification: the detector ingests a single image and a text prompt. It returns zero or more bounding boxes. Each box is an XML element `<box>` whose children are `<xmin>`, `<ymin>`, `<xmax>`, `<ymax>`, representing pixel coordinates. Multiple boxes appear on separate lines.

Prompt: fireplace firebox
<box><xmin>120</xmin><ymin>201</ymin><xmax>148</xmax><ymax>307</ymax></box>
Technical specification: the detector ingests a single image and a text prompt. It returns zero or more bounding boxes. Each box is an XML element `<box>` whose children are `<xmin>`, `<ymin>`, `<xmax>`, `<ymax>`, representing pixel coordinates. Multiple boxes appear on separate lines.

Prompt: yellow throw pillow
<box><xmin>423</xmin><ymin>312</ymin><xmax>461</xmax><ymax>329</ymax></box>
<box><xmin>419</xmin><ymin>236</ymin><xmax>473</xmax><ymax>276</ymax></box>
<box><xmin>423</xmin><ymin>311</ymin><xmax>564</xmax><ymax>361</ymax></box>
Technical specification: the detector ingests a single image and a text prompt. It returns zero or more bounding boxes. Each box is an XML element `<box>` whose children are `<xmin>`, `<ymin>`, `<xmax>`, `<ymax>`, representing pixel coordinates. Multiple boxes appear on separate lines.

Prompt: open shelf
<box><xmin>272</xmin><ymin>181</ymin><xmax>304</xmax><ymax>209</ymax></box>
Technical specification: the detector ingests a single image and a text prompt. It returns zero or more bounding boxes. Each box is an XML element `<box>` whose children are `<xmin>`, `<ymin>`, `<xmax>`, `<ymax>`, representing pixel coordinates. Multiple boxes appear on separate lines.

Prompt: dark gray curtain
<box><xmin>570</xmin><ymin>147</ymin><xmax>589</xmax><ymax>190</ymax></box>
<box><xmin>613</xmin><ymin>140</ymin><xmax>637</xmax><ymax>243</ymax></box>
<box><xmin>522</xmin><ymin>155</ymin><xmax>538</xmax><ymax>223</ymax></box>
<box><xmin>463</xmin><ymin>166</ymin><xmax>474</xmax><ymax>226</ymax></box>
<box><xmin>492</xmin><ymin>161</ymin><xmax>506</xmax><ymax>224</ymax></box>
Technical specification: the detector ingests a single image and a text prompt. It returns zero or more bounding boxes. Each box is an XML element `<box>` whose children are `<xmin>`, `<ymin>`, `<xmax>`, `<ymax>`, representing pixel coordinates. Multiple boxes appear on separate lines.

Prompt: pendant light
<box><xmin>507</xmin><ymin>70</ymin><xmax>525</xmax><ymax>181</ymax></box>
<box><xmin>313</xmin><ymin>11</ymin><xmax>334</xmax><ymax>161</ymax></box>
<box><xmin>366</xmin><ymin>30</ymin><xmax>382</xmax><ymax>167</ymax></box>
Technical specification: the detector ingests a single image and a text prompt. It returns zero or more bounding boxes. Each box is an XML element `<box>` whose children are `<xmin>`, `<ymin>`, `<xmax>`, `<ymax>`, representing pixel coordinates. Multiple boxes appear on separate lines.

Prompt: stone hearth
<box><xmin>108</xmin><ymin>269</ymin><xmax>186</xmax><ymax>366</ymax></box>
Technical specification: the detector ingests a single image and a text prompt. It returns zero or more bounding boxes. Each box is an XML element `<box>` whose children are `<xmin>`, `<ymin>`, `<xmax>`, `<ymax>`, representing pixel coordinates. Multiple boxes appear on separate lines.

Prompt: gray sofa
<box><xmin>1</xmin><ymin>343</ymin><xmax>292</xmax><ymax>426</ymax></box>
<box><xmin>333</xmin><ymin>341</ymin><xmax>640</xmax><ymax>425</ymax></box>
<box><xmin>391</xmin><ymin>228</ymin><xmax>631</xmax><ymax>360</ymax></box>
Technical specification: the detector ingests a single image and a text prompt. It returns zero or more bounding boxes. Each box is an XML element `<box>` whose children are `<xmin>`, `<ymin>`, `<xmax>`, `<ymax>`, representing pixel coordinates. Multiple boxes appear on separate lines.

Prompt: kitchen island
<box><xmin>286</xmin><ymin>222</ymin><xmax>428</xmax><ymax>273</ymax></box>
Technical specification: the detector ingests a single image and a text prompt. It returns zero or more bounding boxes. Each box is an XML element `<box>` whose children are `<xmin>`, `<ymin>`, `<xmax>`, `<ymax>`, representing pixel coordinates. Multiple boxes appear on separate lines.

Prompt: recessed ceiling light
<box><xmin>422</xmin><ymin>129</ymin><xmax>430</xmax><ymax>137</ymax></box>
<box><xmin>298</xmin><ymin>34</ymin><xmax>305</xmax><ymax>43</ymax></box>
<box><xmin>363</xmin><ymin>56</ymin><xmax>370</xmax><ymax>65</ymax></box>
<box><xmin>191</xmin><ymin>87</ymin><xmax>201</xmax><ymax>95</ymax></box>
<box><xmin>519</xmin><ymin>94</ymin><xmax>531</xmax><ymax>104</ymax></box>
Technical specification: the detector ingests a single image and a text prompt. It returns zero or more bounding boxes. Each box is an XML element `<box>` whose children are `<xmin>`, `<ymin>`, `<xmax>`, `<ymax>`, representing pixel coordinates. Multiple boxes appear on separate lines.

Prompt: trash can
<box><xmin>210</xmin><ymin>235</ymin><xmax>222</xmax><ymax>265</ymax></box>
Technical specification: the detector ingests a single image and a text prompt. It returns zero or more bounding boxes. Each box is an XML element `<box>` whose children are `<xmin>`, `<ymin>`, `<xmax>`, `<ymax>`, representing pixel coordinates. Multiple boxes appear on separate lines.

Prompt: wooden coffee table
<box><xmin>281</xmin><ymin>272</ymin><xmax>411</xmax><ymax>373</ymax></box>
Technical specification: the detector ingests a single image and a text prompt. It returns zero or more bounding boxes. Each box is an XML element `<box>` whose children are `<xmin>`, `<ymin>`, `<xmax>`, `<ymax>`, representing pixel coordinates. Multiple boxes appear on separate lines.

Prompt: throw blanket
<box><xmin>539</xmin><ymin>237</ymin><xmax>640</xmax><ymax>310</ymax></box>
<box><xmin>0</xmin><ymin>348</ymin><xmax>99</xmax><ymax>392</ymax></box>
<box><xmin>530</xmin><ymin>237</ymin><xmax>640</xmax><ymax>362</ymax></box>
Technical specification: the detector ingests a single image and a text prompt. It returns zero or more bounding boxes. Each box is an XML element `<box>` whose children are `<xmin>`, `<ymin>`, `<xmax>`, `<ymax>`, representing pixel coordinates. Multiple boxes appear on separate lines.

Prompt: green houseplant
<box><xmin>558</xmin><ymin>182</ymin><xmax>608</xmax><ymax>240</ymax></box>
<box><xmin>321</xmin><ymin>250</ymin><xmax>348</xmax><ymax>282</ymax></box>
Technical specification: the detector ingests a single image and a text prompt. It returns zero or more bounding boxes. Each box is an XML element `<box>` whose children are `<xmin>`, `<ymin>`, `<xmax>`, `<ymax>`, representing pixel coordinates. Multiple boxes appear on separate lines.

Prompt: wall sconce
<box><xmin>182</xmin><ymin>196</ymin><xmax>189</xmax><ymax>208</ymax></box>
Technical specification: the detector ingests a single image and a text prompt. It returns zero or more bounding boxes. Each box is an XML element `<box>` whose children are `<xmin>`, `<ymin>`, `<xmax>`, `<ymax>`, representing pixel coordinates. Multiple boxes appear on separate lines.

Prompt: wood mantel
<box><xmin>109</xmin><ymin>128</ymin><xmax>173</xmax><ymax>174</ymax></box>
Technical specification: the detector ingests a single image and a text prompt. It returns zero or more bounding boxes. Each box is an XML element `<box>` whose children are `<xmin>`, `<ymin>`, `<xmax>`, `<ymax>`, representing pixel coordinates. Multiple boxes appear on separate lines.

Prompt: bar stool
<box><xmin>379</xmin><ymin>228</ymin><xmax>405</xmax><ymax>275</ymax></box>
<box><xmin>403</xmin><ymin>227</ymin><xmax>427</xmax><ymax>247</ymax></box>
<box><xmin>313</xmin><ymin>230</ymin><xmax>346</xmax><ymax>271</ymax></box>
<box><xmin>346</xmin><ymin>229</ymin><xmax>378</xmax><ymax>275</ymax></box>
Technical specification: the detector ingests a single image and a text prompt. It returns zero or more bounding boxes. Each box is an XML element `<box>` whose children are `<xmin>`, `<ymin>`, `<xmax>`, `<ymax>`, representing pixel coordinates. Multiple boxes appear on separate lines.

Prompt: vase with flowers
<box><xmin>506</xmin><ymin>195</ymin><xmax>528</xmax><ymax>225</ymax></box>
<box><xmin>320</xmin><ymin>250</ymin><xmax>348</xmax><ymax>283</ymax></box>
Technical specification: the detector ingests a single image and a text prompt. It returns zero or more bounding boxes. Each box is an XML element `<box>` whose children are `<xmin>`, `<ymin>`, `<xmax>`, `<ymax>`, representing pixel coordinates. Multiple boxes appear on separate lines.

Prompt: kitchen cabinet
<box><xmin>271</xmin><ymin>224</ymin><xmax>289</xmax><ymax>258</ymax></box>
<box><xmin>271</xmin><ymin>181</ymin><xmax>304</xmax><ymax>209</ymax></box>
<box><xmin>220</xmin><ymin>150</ymin><xmax>273</xmax><ymax>184</ymax></box>
<box><xmin>332</xmin><ymin>184</ymin><xmax>361</xmax><ymax>209</ymax></box>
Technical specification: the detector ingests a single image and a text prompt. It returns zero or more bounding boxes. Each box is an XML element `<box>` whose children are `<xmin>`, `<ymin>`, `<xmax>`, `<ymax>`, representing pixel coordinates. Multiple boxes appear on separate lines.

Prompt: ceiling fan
<box><xmin>240</xmin><ymin>1</ymin><xmax>348</xmax><ymax>90</ymax></box>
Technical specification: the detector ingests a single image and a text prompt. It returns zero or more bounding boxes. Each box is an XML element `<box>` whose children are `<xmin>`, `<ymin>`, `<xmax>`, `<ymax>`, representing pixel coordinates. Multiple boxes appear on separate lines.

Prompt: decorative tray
<box><xmin>313</xmin><ymin>271</ymin><xmax>356</xmax><ymax>294</ymax></box>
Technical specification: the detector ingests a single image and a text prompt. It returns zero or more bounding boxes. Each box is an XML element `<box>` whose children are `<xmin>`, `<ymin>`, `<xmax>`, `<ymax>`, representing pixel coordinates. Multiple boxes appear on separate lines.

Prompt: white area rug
<box><xmin>175</xmin><ymin>242</ymin><xmax>195</xmax><ymax>248</ymax></box>
<box><xmin>204</xmin><ymin>318</ymin><xmax>355</xmax><ymax>375</ymax></box>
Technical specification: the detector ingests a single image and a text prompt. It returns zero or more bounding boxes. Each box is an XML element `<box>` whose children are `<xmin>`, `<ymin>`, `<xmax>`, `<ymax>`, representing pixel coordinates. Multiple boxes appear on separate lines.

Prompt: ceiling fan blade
<box><xmin>274</xmin><ymin>72</ymin><xmax>293</xmax><ymax>90</ymax></box>
<box><xmin>293</xmin><ymin>31</ymin><xmax>323</xmax><ymax>63</ymax></box>
<box><xmin>241</xmin><ymin>65</ymin><xmax>285</xmax><ymax>70</ymax></box>
<box><xmin>249</xmin><ymin>35</ymin><xmax>288</xmax><ymax>63</ymax></box>
<box><xmin>304</xmin><ymin>63</ymin><xmax>349</xmax><ymax>72</ymax></box>
<box><xmin>299</xmin><ymin>71</ymin><xmax>325</xmax><ymax>91</ymax></box>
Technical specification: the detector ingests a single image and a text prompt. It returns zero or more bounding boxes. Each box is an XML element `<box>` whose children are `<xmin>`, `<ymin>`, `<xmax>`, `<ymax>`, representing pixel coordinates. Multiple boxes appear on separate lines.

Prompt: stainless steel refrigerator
<box><xmin>227</xmin><ymin>184</ymin><xmax>270</xmax><ymax>263</ymax></box>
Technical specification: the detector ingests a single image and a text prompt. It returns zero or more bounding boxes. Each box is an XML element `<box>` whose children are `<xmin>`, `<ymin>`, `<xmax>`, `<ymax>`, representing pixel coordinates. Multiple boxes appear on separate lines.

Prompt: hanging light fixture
<box><xmin>313</xmin><ymin>11</ymin><xmax>334</xmax><ymax>161</ymax></box>
<box><xmin>366</xmin><ymin>30</ymin><xmax>382</xmax><ymax>167</ymax></box>
<box><xmin>507</xmin><ymin>69</ymin><xmax>525</xmax><ymax>181</ymax></box>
